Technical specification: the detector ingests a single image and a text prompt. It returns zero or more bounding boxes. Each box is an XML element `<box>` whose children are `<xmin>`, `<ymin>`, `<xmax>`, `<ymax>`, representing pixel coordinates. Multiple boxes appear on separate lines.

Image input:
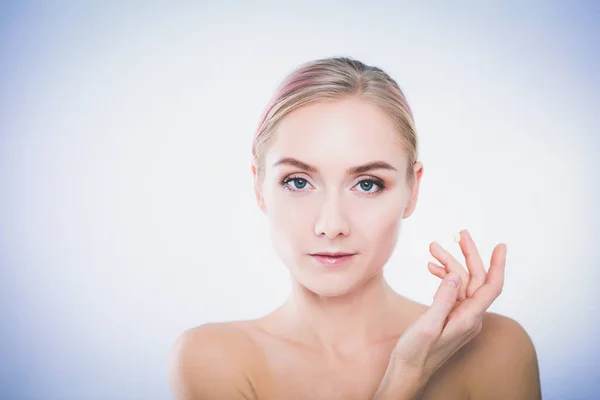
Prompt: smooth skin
<box><xmin>169</xmin><ymin>97</ymin><xmax>541</xmax><ymax>399</ymax></box>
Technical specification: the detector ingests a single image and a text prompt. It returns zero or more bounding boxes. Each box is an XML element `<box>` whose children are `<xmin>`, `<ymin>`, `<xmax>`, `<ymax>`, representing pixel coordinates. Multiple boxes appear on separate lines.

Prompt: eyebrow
<box><xmin>272</xmin><ymin>157</ymin><xmax>398</xmax><ymax>175</ymax></box>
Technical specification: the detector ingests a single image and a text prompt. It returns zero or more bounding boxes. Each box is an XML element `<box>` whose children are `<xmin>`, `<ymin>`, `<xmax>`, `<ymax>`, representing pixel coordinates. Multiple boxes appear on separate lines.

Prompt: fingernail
<box><xmin>453</xmin><ymin>232</ymin><xmax>461</xmax><ymax>243</ymax></box>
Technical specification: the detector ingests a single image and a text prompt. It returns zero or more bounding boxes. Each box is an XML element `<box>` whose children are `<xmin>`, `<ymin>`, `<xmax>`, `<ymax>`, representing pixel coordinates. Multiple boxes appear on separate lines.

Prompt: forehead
<box><xmin>265</xmin><ymin>97</ymin><xmax>405</xmax><ymax>172</ymax></box>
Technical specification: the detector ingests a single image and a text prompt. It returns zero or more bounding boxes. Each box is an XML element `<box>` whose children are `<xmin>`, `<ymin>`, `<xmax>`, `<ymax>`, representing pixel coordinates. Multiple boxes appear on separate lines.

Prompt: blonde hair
<box><xmin>252</xmin><ymin>56</ymin><xmax>418</xmax><ymax>186</ymax></box>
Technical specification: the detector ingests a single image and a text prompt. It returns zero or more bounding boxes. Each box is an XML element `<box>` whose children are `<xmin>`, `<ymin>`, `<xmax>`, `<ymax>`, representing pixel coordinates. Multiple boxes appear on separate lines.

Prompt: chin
<box><xmin>304</xmin><ymin>284</ymin><xmax>355</xmax><ymax>298</ymax></box>
<box><xmin>283</xmin><ymin>253</ymin><xmax>378</xmax><ymax>297</ymax></box>
<box><xmin>296</xmin><ymin>273</ymin><xmax>365</xmax><ymax>298</ymax></box>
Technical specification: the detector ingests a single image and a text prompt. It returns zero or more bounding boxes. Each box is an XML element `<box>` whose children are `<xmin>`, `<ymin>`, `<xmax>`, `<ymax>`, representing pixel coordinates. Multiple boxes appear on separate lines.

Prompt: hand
<box><xmin>374</xmin><ymin>230</ymin><xmax>506</xmax><ymax>399</ymax></box>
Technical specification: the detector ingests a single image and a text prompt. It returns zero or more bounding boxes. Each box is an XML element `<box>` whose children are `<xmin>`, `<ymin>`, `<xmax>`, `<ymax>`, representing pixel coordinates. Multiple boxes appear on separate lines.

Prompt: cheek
<box><xmin>357</xmin><ymin>198</ymin><xmax>404</xmax><ymax>249</ymax></box>
<box><xmin>266</xmin><ymin>191</ymin><xmax>308</xmax><ymax>239</ymax></box>
<box><xmin>266</xmin><ymin>195</ymin><xmax>312</xmax><ymax>265</ymax></box>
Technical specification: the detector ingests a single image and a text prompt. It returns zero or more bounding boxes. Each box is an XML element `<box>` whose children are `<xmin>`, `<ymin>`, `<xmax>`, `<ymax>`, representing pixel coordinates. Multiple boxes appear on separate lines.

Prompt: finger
<box><xmin>458</xmin><ymin>243</ymin><xmax>507</xmax><ymax>316</ymax></box>
<box><xmin>457</xmin><ymin>230</ymin><xmax>486</xmax><ymax>297</ymax></box>
<box><xmin>430</xmin><ymin>241</ymin><xmax>468</xmax><ymax>301</ymax></box>
<box><xmin>427</xmin><ymin>262</ymin><xmax>448</xmax><ymax>279</ymax></box>
<box><xmin>418</xmin><ymin>272</ymin><xmax>462</xmax><ymax>335</ymax></box>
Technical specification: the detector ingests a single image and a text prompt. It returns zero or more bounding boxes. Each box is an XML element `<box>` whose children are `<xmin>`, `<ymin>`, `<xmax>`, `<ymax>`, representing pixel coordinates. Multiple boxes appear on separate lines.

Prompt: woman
<box><xmin>169</xmin><ymin>57</ymin><xmax>542</xmax><ymax>399</ymax></box>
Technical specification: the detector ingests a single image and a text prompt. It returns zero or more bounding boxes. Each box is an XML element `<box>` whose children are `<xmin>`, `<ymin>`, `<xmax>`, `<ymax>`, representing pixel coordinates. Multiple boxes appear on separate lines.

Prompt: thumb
<box><xmin>424</xmin><ymin>272</ymin><xmax>461</xmax><ymax>330</ymax></box>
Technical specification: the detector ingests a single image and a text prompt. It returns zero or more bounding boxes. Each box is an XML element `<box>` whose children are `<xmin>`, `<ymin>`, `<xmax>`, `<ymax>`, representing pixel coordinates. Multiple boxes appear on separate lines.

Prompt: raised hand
<box><xmin>426</xmin><ymin>229</ymin><xmax>506</xmax><ymax>330</ymax></box>
<box><xmin>373</xmin><ymin>230</ymin><xmax>507</xmax><ymax>399</ymax></box>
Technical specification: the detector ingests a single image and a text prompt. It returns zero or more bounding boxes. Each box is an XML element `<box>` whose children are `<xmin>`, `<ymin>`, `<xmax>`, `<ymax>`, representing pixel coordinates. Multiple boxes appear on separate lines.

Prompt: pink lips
<box><xmin>310</xmin><ymin>253</ymin><xmax>356</xmax><ymax>266</ymax></box>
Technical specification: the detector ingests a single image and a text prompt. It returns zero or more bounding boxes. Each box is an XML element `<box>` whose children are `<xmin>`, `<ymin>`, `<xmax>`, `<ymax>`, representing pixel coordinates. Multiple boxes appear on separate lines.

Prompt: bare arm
<box><xmin>168</xmin><ymin>324</ymin><xmax>258</xmax><ymax>400</ymax></box>
<box><xmin>468</xmin><ymin>315</ymin><xmax>542</xmax><ymax>400</ymax></box>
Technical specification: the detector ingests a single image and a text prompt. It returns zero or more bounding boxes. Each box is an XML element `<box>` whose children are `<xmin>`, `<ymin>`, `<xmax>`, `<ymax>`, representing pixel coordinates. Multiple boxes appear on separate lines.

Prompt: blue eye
<box><xmin>355</xmin><ymin>179</ymin><xmax>385</xmax><ymax>194</ymax></box>
<box><xmin>288</xmin><ymin>177</ymin><xmax>308</xmax><ymax>190</ymax></box>
<box><xmin>280</xmin><ymin>176</ymin><xmax>386</xmax><ymax>195</ymax></box>
<box><xmin>359</xmin><ymin>180</ymin><xmax>376</xmax><ymax>192</ymax></box>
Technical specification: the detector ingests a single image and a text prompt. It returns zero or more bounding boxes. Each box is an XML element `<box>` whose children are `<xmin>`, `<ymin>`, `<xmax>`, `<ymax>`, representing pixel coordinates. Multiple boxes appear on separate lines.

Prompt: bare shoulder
<box><xmin>465</xmin><ymin>312</ymin><xmax>542</xmax><ymax>400</ymax></box>
<box><xmin>168</xmin><ymin>321</ymin><xmax>264</xmax><ymax>400</ymax></box>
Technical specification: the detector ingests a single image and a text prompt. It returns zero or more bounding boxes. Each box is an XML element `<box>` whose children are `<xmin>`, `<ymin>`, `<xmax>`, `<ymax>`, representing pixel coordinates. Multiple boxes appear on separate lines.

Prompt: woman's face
<box><xmin>253</xmin><ymin>97</ymin><xmax>423</xmax><ymax>297</ymax></box>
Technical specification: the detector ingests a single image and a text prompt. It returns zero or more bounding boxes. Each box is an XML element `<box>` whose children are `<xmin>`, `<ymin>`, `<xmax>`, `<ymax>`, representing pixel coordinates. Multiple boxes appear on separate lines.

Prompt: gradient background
<box><xmin>1</xmin><ymin>1</ymin><xmax>598</xmax><ymax>399</ymax></box>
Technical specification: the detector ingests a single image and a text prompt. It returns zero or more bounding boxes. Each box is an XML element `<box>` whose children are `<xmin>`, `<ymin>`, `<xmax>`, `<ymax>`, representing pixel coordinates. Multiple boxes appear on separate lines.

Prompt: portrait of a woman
<box><xmin>169</xmin><ymin>56</ymin><xmax>542</xmax><ymax>399</ymax></box>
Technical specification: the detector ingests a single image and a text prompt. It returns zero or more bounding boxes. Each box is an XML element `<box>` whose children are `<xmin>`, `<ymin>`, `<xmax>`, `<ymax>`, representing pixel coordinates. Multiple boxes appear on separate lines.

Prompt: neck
<box><xmin>278</xmin><ymin>272</ymin><xmax>403</xmax><ymax>359</ymax></box>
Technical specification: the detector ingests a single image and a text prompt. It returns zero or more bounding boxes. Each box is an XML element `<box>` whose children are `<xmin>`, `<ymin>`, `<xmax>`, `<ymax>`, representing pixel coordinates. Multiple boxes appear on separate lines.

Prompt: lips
<box><xmin>310</xmin><ymin>253</ymin><xmax>356</xmax><ymax>266</ymax></box>
<box><xmin>311</xmin><ymin>252</ymin><xmax>355</xmax><ymax>257</ymax></box>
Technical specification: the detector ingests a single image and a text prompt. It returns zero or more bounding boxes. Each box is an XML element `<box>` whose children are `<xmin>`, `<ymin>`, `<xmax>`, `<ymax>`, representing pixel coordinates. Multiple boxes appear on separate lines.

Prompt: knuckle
<box><xmin>461</xmin><ymin>315</ymin><xmax>480</xmax><ymax>334</ymax></box>
<box><xmin>470</xmin><ymin>317</ymin><xmax>483</xmax><ymax>336</ymax></box>
<box><xmin>456</xmin><ymin>319</ymin><xmax>469</xmax><ymax>334</ymax></box>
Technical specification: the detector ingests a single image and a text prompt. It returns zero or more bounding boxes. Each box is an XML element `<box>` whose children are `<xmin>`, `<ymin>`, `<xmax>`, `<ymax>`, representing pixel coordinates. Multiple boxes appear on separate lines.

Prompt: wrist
<box><xmin>373</xmin><ymin>362</ymin><xmax>427</xmax><ymax>400</ymax></box>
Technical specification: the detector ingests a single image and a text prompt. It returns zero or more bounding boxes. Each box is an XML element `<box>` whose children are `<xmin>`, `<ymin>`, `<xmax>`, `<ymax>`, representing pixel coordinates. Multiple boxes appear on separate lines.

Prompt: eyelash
<box><xmin>280</xmin><ymin>174</ymin><xmax>386</xmax><ymax>196</ymax></box>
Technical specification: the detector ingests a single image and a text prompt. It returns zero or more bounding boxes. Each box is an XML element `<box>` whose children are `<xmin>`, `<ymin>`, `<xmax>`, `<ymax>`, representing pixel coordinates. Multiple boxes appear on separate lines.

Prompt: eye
<box><xmin>355</xmin><ymin>179</ymin><xmax>385</xmax><ymax>194</ymax></box>
<box><xmin>280</xmin><ymin>175</ymin><xmax>386</xmax><ymax>195</ymax></box>
<box><xmin>281</xmin><ymin>176</ymin><xmax>311</xmax><ymax>191</ymax></box>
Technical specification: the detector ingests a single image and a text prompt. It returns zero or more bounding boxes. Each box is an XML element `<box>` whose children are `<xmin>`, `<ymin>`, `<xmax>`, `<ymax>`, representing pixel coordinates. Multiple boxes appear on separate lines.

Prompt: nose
<box><xmin>314</xmin><ymin>193</ymin><xmax>350</xmax><ymax>239</ymax></box>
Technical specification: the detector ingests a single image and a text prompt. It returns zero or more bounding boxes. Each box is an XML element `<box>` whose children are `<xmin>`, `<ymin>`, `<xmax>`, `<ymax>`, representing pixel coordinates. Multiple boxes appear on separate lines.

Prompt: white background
<box><xmin>0</xmin><ymin>2</ymin><xmax>598</xmax><ymax>399</ymax></box>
